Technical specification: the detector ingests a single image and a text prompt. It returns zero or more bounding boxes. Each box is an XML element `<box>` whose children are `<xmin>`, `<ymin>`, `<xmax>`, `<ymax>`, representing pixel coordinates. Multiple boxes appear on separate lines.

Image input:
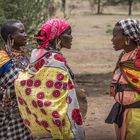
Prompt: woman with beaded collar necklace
<box><xmin>0</xmin><ymin>20</ymin><xmax>33</xmax><ymax>139</ymax></box>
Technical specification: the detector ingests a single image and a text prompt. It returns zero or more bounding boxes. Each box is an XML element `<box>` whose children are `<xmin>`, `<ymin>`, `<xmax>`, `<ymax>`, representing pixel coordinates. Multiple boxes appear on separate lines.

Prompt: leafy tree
<box><xmin>97</xmin><ymin>0</ymin><xmax>101</xmax><ymax>14</ymax></box>
<box><xmin>61</xmin><ymin>0</ymin><xmax>66</xmax><ymax>18</ymax></box>
<box><xmin>107</xmin><ymin>0</ymin><xmax>140</xmax><ymax>15</ymax></box>
<box><xmin>87</xmin><ymin>0</ymin><xmax>108</xmax><ymax>14</ymax></box>
<box><xmin>0</xmin><ymin>0</ymin><xmax>49</xmax><ymax>33</ymax></box>
<box><xmin>0</xmin><ymin>0</ymin><xmax>49</xmax><ymax>50</ymax></box>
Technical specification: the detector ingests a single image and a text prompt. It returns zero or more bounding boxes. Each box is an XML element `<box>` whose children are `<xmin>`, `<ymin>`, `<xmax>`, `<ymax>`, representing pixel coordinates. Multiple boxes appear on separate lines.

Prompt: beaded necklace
<box><xmin>4</xmin><ymin>45</ymin><xmax>29</xmax><ymax>70</ymax></box>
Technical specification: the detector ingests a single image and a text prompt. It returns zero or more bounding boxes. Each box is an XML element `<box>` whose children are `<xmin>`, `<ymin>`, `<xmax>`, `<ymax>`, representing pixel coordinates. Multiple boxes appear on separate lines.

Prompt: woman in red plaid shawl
<box><xmin>0</xmin><ymin>20</ymin><xmax>33</xmax><ymax>140</ymax></box>
<box><xmin>105</xmin><ymin>19</ymin><xmax>140</xmax><ymax>140</ymax></box>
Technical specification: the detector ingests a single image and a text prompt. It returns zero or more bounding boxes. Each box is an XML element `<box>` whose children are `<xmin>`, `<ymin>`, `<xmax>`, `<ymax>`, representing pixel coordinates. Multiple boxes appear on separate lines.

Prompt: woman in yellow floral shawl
<box><xmin>106</xmin><ymin>19</ymin><xmax>140</xmax><ymax>140</ymax></box>
<box><xmin>15</xmin><ymin>18</ymin><xmax>85</xmax><ymax>140</ymax></box>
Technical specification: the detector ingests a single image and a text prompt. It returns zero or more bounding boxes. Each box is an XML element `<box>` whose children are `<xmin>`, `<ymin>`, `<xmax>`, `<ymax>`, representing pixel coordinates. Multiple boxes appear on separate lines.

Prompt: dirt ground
<box><xmin>75</xmin><ymin>73</ymin><xmax>116</xmax><ymax>140</ymax></box>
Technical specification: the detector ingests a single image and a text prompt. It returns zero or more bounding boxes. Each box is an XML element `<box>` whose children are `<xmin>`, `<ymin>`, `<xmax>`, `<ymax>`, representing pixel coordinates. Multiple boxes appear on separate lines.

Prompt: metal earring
<box><xmin>125</xmin><ymin>40</ymin><xmax>128</xmax><ymax>46</ymax></box>
<box><xmin>56</xmin><ymin>40</ymin><xmax>61</xmax><ymax>50</ymax></box>
<box><xmin>11</xmin><ymin>39</ymin><xmax>14</xmax><ymax>47</ymax></box>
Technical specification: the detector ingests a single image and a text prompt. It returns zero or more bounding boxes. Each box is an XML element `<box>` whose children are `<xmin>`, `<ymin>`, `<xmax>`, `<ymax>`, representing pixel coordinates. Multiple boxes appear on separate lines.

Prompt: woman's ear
<box><xmin>7</xmin><ymin>34</ymin><xmax>14</xmax><ymax>47</ymax></box>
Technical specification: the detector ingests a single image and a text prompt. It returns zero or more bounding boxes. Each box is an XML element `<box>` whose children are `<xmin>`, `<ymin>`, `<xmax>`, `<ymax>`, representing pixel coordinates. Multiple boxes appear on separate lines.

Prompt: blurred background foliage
<box><xmin>0</xmin><ymin>0</ymin><xmax>50</xmax><ymax>51</ymax></box>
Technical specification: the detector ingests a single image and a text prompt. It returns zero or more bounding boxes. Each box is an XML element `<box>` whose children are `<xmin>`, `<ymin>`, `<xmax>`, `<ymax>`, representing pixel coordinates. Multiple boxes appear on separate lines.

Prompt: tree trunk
<box><xmin>97</xmin><ymin>0</ymin><xmax>101</xmax><ymax>14</ymax></box>
<box><xmin>128</xmin><ymin>0</ymin><xmax>133</xmax><ymax>16</ymax></box>
<box><xmin>61</xmin><ymin>0</ymin><xmax>66</xmax><ymax>18</ymax></box>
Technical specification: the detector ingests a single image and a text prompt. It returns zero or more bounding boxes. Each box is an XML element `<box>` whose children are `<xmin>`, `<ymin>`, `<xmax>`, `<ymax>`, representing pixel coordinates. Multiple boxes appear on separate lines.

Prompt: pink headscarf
<box><xmin>32</xmin><ymin>18</ymin><xmax>70</xmax><ymax>61</ymax></box>
<box><xmin>39</xmin><ymin>18</ymin><xmax>70</xmax><ymax>49</ymax></box>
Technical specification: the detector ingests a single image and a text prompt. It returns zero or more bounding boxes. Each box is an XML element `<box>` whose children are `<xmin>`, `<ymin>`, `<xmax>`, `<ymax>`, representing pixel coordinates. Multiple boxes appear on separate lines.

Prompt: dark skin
<box><xmin>110</xmin><ymin>25</ymin><xmax>138</xmax><ymax>96</ymax></box>
<box><xmin>9</xmin><ymin>22</ymin><xmax>27</xmax><ymax>50</ymax></box>
<box><xmin>59</xmin><ymin>26</ymin><xmax>73</xmax><ymax>49</ymax></box>
<box><xmin>112</xmin><ymin>25</ymin><xmax>137</xmax><ymax>52</ymax></box>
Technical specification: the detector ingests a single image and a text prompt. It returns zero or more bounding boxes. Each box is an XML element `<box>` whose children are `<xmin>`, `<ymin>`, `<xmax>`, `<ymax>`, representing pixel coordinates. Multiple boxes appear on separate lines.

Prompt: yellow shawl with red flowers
<box><xmin>15</xmin><ymin>49</ymin><xmax>83</xmax><ymax>139</ymax></box>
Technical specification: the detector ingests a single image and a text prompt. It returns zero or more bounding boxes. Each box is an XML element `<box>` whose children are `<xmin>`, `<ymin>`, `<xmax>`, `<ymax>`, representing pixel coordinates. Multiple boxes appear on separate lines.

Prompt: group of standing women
<box><xmin>0</xmin><ymin>17</ymin><xmax>140</xmax><ymax>140</ymax></box>
<box><xmin>0</xmin><ymin>18</ymin><xmax>85</xmax><ymax>140</ymax></box>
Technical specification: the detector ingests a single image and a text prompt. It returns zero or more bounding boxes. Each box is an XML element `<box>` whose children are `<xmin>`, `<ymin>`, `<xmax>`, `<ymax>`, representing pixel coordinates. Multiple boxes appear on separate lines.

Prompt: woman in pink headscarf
<box><xmin>15</xmin><ymin>18</ymin><xmax>85</xmax><ymax>140</ymax></box>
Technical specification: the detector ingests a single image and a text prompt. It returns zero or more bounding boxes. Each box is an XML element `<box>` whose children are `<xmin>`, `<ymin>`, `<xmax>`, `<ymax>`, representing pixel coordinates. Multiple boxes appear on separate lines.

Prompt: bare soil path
<box><xmin>75</xmin><ymin>73</ymin><xmax>116</xmax><ymax>140</ymax></box>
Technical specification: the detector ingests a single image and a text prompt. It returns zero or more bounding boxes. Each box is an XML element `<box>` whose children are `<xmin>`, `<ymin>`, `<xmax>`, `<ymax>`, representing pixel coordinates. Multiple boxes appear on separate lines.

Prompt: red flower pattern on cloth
<box><xmin>67</xmin><ymin>96</ymin><xmax>72</xmax><ymax>104</ymax></box>
<box><xmin>26</xmin><ymin>107</ymin><xmax>31</xmax><ymax>114</ymax></box>
<box><xmin>54</xmin><ymin>81</ymin><xmax>62</xmax><ymax>89</ymax></box>
<box><xmin>46</xmin><ymin>80</ymin><xmax>54</xmax><ymax>88</ymax></box>
<box><xmin>20</xmin><ymin>80</ymin><xmax>26</xmax><ymax>86</ymax></box>
<box><xmin>62</xmin><ymin>119</ymin><xmax>65</xmax><ymax>126</ymax></box>
<box><xmin>37</xmin><ymin>92</ymin><xmax>45</xmax><ymax>99</ymax></box>
<box><xmin>18</xmin><ymin>97</ymin><xmax>24</xmax><ymax>105</ymax></box>
<box><xmin>40</xmin><ymin>109</ymin><xmax>47</xmax><ymax>115</ymax></box>
<box><xmin>34</xmin><ymin>59</ymin><xmax>45</xmax><ymax>70</ymax></box>
<box><xmin>45</xmin><ymin>52</ymin><xmax>52</xmax><ymax>59</ymax></box>
<box><xmin>34</xmin><ymin>80</ymin><xmax>41</xmax><ymax>87</ymax></box>
<box><xmin>63</xmin><ymin>83</ymin><xmax>67</xmax><ymax>90</ymax></box>
<box><xmin>27</xmin><ymin>79</ymin><xmax>33</xmax><ymax>87</ymax></box>
<box><xmin>52</xmin><ymin>111</ymin><xmax>60</xmax><ymax>118</ymax></box>
<box><xmin>34</xmin><ymin>63</ymin><xmax>40</xmax><ymax>71</ymax></box>
<box><xmin>41</xmin><ymin>120</ymin><xmax>49</xmax><ymax>128</ymax></box>
<box><xmin>25</xmin><ymin>88</ymin><xmax>32</xmax><ymax>95</ymax></box>
<box><xmin>36</xmin><ymin>119</ymin><xmax>41</xmax><ymax>126</ymax></box>
<box><xmin>32</xmin><ymin>100</ymin><xmax>38</xmax><ymax>108</ymax></box>
<box><xmin>52</xmin><ymin>90</ymin><xmax>60</xmax><ymax>97</ymax></box>
<box><xmin>23</xmin><ymin>119</ymin><xmax>30</xmax><ymax>126</ymax></box>
<box><xmin>54</xmin><ymin>54</ymin><xmax>66</xmax><ymax>63</ymax></box>
<box><xmin>53</xmin><ymin>119</ymin><xmax>61</xmax><ymax>127</ymax></box>
<box><xmin>37</xmin><ymin>100</ymin><xmax>43</xmax><ymax>107</ymax></box>
<box><xmin>33</xmin><ymin>113</ymin><xmax>38</xmax><ymax>119</ymax></box>
<box><xmin>68</xmin><ymin>79</ymin><xmax>74</xmax><ymax>90</ymax></box>
<box><xmin>71</xmin><ymin>109</ymin><xmax>83</xmax><ymax>125</ymax></box>
<box><xmin>44</xmin><ymin>101</ymin><xmax>52</xmax><ymax>107</ymax></box>
<box><xmin>57</xmin><ymin>73</ymin><xmax>64</xmax><ymax>81</ymax></box>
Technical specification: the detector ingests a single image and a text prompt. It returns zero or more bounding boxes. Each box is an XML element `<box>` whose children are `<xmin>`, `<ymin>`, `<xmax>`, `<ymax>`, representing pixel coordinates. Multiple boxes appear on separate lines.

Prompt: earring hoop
<box><xmin>125</xmin><ymin>40</ymin><xmax>128</xmax><ymax>46</ymax></box>
<box><xmin>11</xmin><ymin>39</ymin><xmax>14</xmax><ymax>47</ymax></box>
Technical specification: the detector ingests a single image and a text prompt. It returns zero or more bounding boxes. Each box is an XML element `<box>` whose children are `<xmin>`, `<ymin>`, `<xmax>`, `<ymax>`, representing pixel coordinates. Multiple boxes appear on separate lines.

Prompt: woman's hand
<box><xmin>110</xmin><ymin>83</ymin><xmax>116</xmax><ymax>97</ymax></box>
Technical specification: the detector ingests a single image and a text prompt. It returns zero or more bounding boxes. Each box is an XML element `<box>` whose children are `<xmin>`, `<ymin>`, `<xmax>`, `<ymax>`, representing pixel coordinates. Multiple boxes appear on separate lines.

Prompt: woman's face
<box><xmin>111</xmin><ymin>25</ymin><xmax>127</xmax><ymax>51</ymax></box>
<box><xmin>60</xmin><ymin>27</ymin><xmax>73</xmax><ymax>49</ymax></box>
<box><xmin>11</xmin><ymin>22</ymin><xmax>27</xmax><ymax>49</ymax></box>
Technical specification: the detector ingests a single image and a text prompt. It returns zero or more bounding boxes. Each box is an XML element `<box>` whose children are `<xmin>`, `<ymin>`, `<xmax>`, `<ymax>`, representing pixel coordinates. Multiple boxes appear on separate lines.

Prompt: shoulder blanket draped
<box><xmin>120</xmin><ymin>60</ymin><xmax>140</xmax><ymax>93</ymax></box>
<box><xmin>0</xmin><ymin>50</ymin><xmax>12</xmax><ymax>77</ymax></box>
<box><xmin>15</xmin><ymin>50</ymin><xmax>83</xmax><ymax>139</ymax></box>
